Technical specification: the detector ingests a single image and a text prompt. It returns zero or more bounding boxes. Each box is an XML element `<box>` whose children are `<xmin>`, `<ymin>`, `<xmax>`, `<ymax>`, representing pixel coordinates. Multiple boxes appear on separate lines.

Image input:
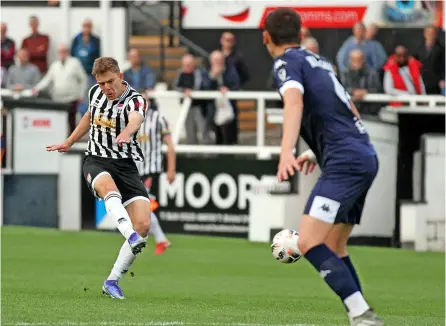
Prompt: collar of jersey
<box><xmin>284</xmin><ymin>46</ymin><xmax>302</xmax><ymax>54</ymax></box>
<box><xmin>115</xmin><ymin>81</ymin><xmax>131</xmax><ymax>102</ymax></box>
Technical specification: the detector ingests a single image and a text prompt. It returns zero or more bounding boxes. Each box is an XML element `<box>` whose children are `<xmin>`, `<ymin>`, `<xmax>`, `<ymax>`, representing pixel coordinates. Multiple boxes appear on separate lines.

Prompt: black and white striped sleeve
<box><xmin>127</xmin><ymin>95</ymin><xmax>147</xmax><ymax>118</ymax></box>
<box><xmin>87</xmin><ymin>84</ymin><xmax>99</xmax><ymax>113</ymax></box>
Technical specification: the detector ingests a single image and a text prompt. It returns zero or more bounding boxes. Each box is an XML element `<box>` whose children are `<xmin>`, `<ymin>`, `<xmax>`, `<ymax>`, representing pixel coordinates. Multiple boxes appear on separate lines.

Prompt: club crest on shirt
<box><xmin>278</xmin><ymin>68</ymin><xmax>287</xmax><ymax>82</ymax></box>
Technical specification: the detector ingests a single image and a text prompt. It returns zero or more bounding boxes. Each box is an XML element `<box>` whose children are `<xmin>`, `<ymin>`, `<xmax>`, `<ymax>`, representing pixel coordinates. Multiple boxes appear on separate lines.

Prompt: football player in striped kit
<box><xmin>136</xmin><ymin>107</ymin><xmax>176</xmax><ymax>255</ymax></box>
<box><xmin>47</xmin><ymin>57</ymin><xmax>151</xmax><ymax>299</ymax></box>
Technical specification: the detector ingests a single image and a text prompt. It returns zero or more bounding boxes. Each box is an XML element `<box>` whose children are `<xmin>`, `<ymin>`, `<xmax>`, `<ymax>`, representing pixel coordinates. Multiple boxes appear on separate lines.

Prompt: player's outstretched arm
<box><xmin>277</xmin><ymin>88</ymin><xmax>303</xmax><ymax>182</ymax></box>
<box><xmin>46</xmin><ymin>111</ymin><xmax>91</xmax><ymax>152</ymax></box>
<box><xmin>116</xmin><ymin>111</ymin><xmax>144</xmax><ymax>145</ymax></box>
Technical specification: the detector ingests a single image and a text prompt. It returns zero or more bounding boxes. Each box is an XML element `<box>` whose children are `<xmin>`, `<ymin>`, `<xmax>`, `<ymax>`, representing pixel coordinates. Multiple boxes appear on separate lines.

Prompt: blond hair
<box><xmin>92</xmin><ymin>57</ymin><xmax>120</xmax><ymax>76</ymax></box>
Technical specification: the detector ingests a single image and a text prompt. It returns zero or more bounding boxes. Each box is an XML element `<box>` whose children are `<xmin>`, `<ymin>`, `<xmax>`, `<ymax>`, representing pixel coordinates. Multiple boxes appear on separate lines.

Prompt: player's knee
<box><xmin>134</xmin><ymin>217</ymin><xmax>150</xmax><ymax>237</ymax></box>
<box><xmin>97</xmin><ymin>180</ymin><xmax>119</xmax><ymax>198</ymax></box>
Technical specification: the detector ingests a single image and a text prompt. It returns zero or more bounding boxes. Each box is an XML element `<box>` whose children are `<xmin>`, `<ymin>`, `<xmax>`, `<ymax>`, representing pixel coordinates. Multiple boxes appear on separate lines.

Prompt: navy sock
<box><xmin>305</xmin><ymin>244</ymin><xmax>360</xmax><ymax>301</ymax></box>
<box><xmin>342</xmin><ymin>255</ymin><xmax>362</xmax><ymax>293</ymax></box>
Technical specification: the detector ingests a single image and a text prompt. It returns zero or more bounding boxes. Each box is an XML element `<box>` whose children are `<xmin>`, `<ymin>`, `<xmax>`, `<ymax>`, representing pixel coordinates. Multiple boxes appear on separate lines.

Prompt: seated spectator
<box><xmin>173</xmin><ymin>54</ymin><xmax>210</xmax><ymax>144</ymax></box>
<box><xmin>21</xmin><ymin>16</ymin><xmax>49</xmax><ymax>74</ymax></box>
<box><xmin>414</xmin><ymin>25</ymin><xmax>445</xmax><ymax>94</ymax></box>
<box><xmin>34</xmin><ymin>44</ymin><xmax>87</xmax><ymax>134</ymax></box>
<box><xmin>220</xmin><ymin>32</ymin><xmax>249</xmax><ymax>88</ymax></box>
<box><xmin>384</xmin><ymin>46</ymin><xmax>425</xmax><ymax>101</ymax></box>
<box><xmin>123</xmin><ymin>48</ymin><xmax>156</xmax><ymax>95</ymax></box>
<box><xmin>336</xmin><ymin>22</ymin><xmax>387</xmax><ymax>73</ymax></box>
<box><xmin>341</xmin><ymin>49</ymin><xmax>381</xmax><ymax>115</ymax></box>
<box><xmin>302</xmin><ymin>37</ymin><xmax>319</xmax><ymax>55</ymax></box>
<box><xmin>6</xmin><ymin>48</ymin><xmax>40</xmax><ymax>91</ymax></box>
<box><xmin>205</xmin><ymin>50</ymin><xmax>240</xmax><ymax>145</ymax></box>
<box><xmin>1</xmin><ymin>23</ymin><xmax>15</xmax><ymax>69</ymax></box>
<box><xmin>440</xmin><ymin>80</ymin><xmax>445</xmax><ymax>96</ymax></box>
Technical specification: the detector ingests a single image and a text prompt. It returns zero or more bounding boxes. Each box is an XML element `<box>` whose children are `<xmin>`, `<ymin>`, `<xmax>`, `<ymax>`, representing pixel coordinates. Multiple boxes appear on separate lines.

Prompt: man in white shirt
<box><xmin>34</xmin><ymin>44</ymin><xmax>87</xmax><ymax>133</ymax></box>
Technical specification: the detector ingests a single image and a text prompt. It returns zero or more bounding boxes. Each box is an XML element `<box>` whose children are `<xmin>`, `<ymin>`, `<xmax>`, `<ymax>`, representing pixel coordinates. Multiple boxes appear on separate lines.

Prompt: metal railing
<box><xmin>2</xmin><ymin>88</ymin><xmax>445</xmax><ymax>159</ymax></box>
<box><xmin>147</xmin><ymin>90</ymin><xmax>446</xmax><ymax>158</ymax></box>
<box><xmin>129</xmin><ymin>2</ymin><xmax>210</xmax><ymax>81</ymax></box>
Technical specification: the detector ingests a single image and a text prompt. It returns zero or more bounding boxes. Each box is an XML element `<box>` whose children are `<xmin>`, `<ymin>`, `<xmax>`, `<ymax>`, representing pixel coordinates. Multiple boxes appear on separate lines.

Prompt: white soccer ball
<box><xmin>271</xmin><ymin>229</ymin><xmax>302</xmax><ymax>264</ymax></box>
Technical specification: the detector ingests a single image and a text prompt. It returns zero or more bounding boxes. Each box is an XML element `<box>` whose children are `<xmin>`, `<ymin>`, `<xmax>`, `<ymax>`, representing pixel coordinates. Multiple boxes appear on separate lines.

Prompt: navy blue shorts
<box><xmin>304</xmin><ymin>154</ymin><xmax>379</xmax><ymax>225</ymax></box>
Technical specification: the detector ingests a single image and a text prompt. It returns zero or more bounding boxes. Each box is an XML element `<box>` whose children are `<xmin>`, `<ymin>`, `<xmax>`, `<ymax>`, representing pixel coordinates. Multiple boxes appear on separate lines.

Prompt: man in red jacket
<box><xmin>384</xmin><ymin>46</ymin><xmax>426</xmax><ymax>97</ymax></box>
<box><xmin>21</xmin><ymin>16</ymin><xmax>49</xmax><ymax>74</ymax></box>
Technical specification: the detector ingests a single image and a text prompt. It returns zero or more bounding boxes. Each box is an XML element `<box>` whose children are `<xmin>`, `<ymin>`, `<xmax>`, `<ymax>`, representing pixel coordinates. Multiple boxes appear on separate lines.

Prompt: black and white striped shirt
<box><xmin>136</xmin><ymin>109</ymin><xmax>171</xmax><ymax>175</ymax></box>
<box><xmin>85</xmin><ymin>81</ymin><xmax>147</xmax><ymax>161</ymax></box>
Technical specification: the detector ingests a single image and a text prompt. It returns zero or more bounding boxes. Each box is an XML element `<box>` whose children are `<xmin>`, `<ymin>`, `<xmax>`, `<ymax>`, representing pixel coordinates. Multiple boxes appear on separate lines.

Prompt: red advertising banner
<box><xmin>259</xmin><ymin>6</ymin><xmax>368</xmax><ymax>29</ymax></box>
<box><xmin>182</xmin><ymin>1</ymin><xmax>444</xmax><ymax>29</ymax></box>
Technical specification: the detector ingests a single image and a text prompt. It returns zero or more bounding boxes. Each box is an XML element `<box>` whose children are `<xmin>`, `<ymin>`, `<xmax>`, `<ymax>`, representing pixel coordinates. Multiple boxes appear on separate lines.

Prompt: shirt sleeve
<box><xmin>159</xmin><ymin>115</ymin><xmax>171</xmax><ymax>136</ymax></box>
<box><xmin>274</xmin><ymin>57</ymin><xmax>305</xmax><ymax>96</ymax></box>
<box><xmin>127</xmin><ymin>95</ymin><xmax>147</xmax><ymax>118</ymax></box>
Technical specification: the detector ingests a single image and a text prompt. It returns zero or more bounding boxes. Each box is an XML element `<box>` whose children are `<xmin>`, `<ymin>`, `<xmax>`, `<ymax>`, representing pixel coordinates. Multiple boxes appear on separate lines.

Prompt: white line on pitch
<box><xmin>7</xmin><ymin>321</ymin><xmax>319</xmax><ymax>326</ymax></box>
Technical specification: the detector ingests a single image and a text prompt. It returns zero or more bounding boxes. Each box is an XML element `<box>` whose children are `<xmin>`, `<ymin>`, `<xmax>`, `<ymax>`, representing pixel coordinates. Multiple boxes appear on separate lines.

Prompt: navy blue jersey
<box><xmin>273</xmin><ymin>47</ymin><xmax>375</xmax><ymax>167</ymax></box>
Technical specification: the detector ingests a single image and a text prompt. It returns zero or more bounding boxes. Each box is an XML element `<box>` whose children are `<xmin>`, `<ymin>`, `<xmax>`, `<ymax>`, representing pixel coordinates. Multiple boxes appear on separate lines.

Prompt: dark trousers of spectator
<box><xmin>68</xmin><ymin>101</ymin><xmax>78</xmax><ymax>135</ymax></box>
<box><xmin>215</xmin><ymin>118</ymin><xmax>238</xmax><ymax>145</ymax></box>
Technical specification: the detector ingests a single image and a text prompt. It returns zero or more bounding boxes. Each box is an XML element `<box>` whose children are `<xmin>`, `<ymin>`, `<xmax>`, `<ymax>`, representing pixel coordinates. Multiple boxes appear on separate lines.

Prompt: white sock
<box><xmin>107</xmin><ymin>241</ymin><xmax>136</xmax><ymax>281</ymax></box>
<box><xmin>344</xmin><ymin>291</ymin><xmax>370</xmax><ymax>318</ymax></box>
<box><xmin>149</xmin><ymin>212</ymin><xmax>167</xmax><ymax>242</ymax></box>
<box><xmin>104</xmin><ymin>191</ymin><xmax>135</xmax><ymax>240</ymax></box>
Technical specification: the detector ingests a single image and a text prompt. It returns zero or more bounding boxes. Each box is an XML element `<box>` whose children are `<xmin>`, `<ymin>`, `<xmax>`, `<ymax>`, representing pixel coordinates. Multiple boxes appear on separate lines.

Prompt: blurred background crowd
<box><xmin>1</xmin><ymin>0</ymin><xmax>445</xmax><ymax>145</ymax></box>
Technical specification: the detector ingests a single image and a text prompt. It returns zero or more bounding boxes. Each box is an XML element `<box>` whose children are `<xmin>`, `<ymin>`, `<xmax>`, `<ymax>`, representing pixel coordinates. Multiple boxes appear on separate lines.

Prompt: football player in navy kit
<box><xmin>264</xmin><ymin>8</ymin><xmax>383</xmax><ymax>326</ymax></box>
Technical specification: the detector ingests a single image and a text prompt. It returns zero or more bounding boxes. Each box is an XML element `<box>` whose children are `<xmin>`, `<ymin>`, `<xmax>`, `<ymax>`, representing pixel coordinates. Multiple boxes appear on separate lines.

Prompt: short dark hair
<box><xmin>265</xmin><ymin>8</ymin><xmax>301</xmax><ymax>46</ymax></box>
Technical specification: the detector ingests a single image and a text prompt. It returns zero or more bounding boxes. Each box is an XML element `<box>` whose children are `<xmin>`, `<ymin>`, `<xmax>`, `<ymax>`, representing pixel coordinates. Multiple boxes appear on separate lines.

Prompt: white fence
<box><xmin>147</xmin><ymin>90</ymin><xmax>445</xmax><ymax>158</ymax></box>
<box><xmin>2</xmin><ymin>88</ymin><xmax>445</xmax><ymax>157</ymax></box>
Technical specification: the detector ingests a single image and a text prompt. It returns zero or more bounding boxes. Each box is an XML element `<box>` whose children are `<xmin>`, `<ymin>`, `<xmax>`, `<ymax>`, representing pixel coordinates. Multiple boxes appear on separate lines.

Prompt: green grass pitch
<box><xmin>1</xmin><ymin>226</ymin><xmax>444</xmax><ymax>326</ymax></box>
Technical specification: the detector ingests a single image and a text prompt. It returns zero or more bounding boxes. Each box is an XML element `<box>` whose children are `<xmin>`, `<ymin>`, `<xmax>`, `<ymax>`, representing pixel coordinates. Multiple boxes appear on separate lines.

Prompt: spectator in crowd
<box><xmin>1</xmin><ymin>23</ymin><xmax>15</xmax><ymax>69</ymax></box>
<box><xmin>33</xmin><ymin>44</ymin><xmax>87</xmax><ymax>134</ymax></box>
<box><xmin>21</xmin><ymin>16</ymin><xmax>49</xmax><ymax>74</ymax></box>
<box><xmin>302</xmin><ymin>37</ymin><xmax>319</xmax><ymax>55</ymax></box>
<box><xmin>336</xmin><ymin>22</ymin><xmax>387</xmax><ymax>73</ymax></box>
<box><xmin>341</xmin><ymin>49</ymin><xmax>381</xmax><ymax>115</ymax></box>
<box><xmin>414</xmin><ymin>25</ymin><xmax>445</xmax><ymax>94</ymax></box>
<box><xmin>383</xmin><ymin>46</ymin><xmax>425</xmax><ymax>98</ymax></box>
<box><xmin>123</xmin><ymin>48</ymin><xmax>156</xmax><ymax>95</ymax></box>
<box><xmin>173</xmin><ymin>54</ymin><xmax>210</xmax><ymax>144</ymax></box>
<box><xmin>71</xmin><ymin>18</ymin><xmax>101</xmax><ymax>77</ymax></box>
<box><xmin>71</xmin><ymin>18</ymin><xmax>101</xmax><ymax>115</ymax></box>
<box><xmin>6</xmin><ymin>48</ymin><xmax>40</xmax><ymax>91</ymax></box>
<box><xmin>1</xmin><ymin>66</ymin><xmax>6</xmax><ymax>88</ymax></box>
<box><xmin>220</xmin><ymin>32</ymin><xmax>250</xmax><ymax>88</ymax></box>
<box><xmin>206</xmin><ymin>50</ymin><xmax>240</xmax><ymax>145</ymax></box>
<box><xmin>301</xmin><ymin>26</ymin><xmax>311</xmax><ymax>43</ymax></box>
<box><xmin>440</xmin><ymin>79</ymin><xmax>446</xmax><ymax>96</ymax></box>
<box><xmin>365</xmin><ymin>23</ymin><xmax>379</xmax><ymax>41</ymax></box>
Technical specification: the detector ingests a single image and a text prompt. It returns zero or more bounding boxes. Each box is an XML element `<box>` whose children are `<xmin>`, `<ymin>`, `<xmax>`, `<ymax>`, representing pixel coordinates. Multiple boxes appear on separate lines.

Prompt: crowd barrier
<box><xmin>1</xmin><ymin>89</ymin><xmax>445</xmax><ymax>251</ymax></box>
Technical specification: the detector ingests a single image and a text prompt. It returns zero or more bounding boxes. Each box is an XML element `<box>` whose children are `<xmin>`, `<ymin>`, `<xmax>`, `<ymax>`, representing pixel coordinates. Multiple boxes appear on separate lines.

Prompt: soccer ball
<box><xmin>271</xmin><ymin>229</ymin><xmax>302</xmax><ymax>264</ymax></box>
